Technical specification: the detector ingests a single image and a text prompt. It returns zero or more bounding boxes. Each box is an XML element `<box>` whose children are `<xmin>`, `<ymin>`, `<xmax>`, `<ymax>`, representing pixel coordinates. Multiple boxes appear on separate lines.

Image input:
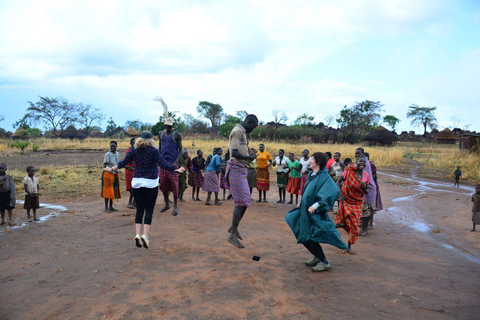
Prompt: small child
<box><xmin>344</xmin><ymin>158</ymin><xmax>353</xmax><ymax>166</ymax></box>
<box><xmin>454</xmin><ymin>166</ymin><xmax>462</xmax><ymax>188</ymax></box>
<box><xmin>0</xmin><ymin>163</ymin><xmax>16</xmax><ymax>226</ymax></box>
<box><xmin>23</xmin><ymin>166</ymin><xmax>40</xmax><ymax>222</ymax></box>
<box><xmin>471</xmin><ymin>184</ymin><xmax>480</xmax><ymax>232</ymax></box>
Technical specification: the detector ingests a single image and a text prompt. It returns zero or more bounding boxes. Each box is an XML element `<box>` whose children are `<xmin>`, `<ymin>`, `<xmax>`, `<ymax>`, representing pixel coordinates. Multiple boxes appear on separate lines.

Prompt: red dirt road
<box><xmin>0</xmin><ymin>170</ymin><xmax>479</xmax><ymax>319</ymax></box>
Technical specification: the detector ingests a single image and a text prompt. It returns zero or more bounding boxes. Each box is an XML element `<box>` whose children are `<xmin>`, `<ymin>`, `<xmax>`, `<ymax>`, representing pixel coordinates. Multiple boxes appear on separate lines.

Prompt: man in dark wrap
<box><xmin>226</xmin><ymin>114</ymin><xmax>258</xmax><ymax>248</ymax></box>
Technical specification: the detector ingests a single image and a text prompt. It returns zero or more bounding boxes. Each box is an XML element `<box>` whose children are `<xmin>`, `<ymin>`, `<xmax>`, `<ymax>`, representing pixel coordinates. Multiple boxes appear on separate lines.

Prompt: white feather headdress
<box><xmin>154</xmin><ymin>96</ymin><xmax>169</xmax><ymax>119</ymax></box>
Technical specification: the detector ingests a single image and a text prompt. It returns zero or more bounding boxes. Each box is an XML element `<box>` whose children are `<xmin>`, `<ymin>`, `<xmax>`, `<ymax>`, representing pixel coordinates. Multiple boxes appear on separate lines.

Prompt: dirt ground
<box><xmin>0</xmin><ymin>152</ymin><xmax>479</xmax><ymax>319</ymax></box>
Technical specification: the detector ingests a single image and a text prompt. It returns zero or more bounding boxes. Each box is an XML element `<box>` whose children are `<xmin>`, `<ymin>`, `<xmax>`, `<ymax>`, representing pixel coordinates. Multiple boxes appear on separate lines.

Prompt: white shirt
<box><xmin>274</xmin><ymin>156</ymin><xmax>289</xmax><ymax>173</ymax></box>
<box><xmin>131</xmin><ymin>177</ymin><xmax>159</xmax><ymax>189</ymax></box>
<box><xmin>299</xmin><ymin>157</ymin><xmax>312</xmax><ymax>174</ymax></box>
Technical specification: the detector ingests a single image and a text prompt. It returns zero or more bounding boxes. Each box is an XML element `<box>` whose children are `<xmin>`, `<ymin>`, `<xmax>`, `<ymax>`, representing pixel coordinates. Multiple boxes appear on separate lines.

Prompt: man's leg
<box><xmin>1</xmin><ymin>210</ymin><xmax>5</xmax><ymax>225</ymax></box>
<box><xmin>160</xmin><ymin>191</ymin><xmax>171</xmax><ymax>212</ymax></box>
<box><xmin>172</xmin><ymin>196</ymin><xmax>179</xmax><ymax>216</ymax></box>
<box><xmin>214</xmin><ymin>192</ymin><xmax>222</xmax><ymax>205</ymax></box>
<box><xmin>228</xmin><ymin>206</ymin><xmax>247</xmax><ymax>248</ymax></box>
<box><xmin>205</xmin><ymin>192</ymin><xmax>212</xmax><ymax>205</ymax></box>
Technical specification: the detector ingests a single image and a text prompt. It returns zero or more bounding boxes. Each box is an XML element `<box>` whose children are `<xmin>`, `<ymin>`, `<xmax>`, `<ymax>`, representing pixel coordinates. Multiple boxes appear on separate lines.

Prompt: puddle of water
<box><xmin>2</xmin><ymin>202</ymin><xmax>68</xmax><ymax>233</ymax></box>
<box><xmin>439</xmin><ymin>243</ymin><xmax>480</xmax><ymax>266</ymax></box>
<box><xmin>16</xmin><ymin>200</ymin><xmax>68</xmax><ymax>211</ymax></box>
<box><xmin>380</xmin><ymin>170</ymin><xmax>480</xmax><ymax>266</ymax></box>
<box><xmin>411</xmin><ymin>222</ymin><xmax>430</xmax><ymax>233</ymax></box>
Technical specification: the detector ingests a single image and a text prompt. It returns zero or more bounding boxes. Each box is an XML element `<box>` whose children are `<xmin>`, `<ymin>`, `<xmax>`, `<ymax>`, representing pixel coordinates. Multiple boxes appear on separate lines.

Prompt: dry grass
<box><xmin>2</xmin><ymin>138</ymin><xmax>479</xmax><ymax>195</ymax></box>
<box><xmin>9</xmin><ymin>165</ymin><xmax>110</xmax><ymax>200</ymax></box>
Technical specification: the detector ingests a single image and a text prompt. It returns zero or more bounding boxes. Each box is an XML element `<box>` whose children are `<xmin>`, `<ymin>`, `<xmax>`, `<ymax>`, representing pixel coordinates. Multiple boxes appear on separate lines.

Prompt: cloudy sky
<box><xmin>1</xmin><ymin>0</ymin><xmax>479</xmax><ymax>133</ymax></box>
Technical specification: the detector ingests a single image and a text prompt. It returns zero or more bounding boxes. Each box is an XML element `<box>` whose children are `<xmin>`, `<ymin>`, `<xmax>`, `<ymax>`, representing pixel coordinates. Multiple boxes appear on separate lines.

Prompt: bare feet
<box><xmin>263</xmin><ymin>199</ymin><xmax>268</xmax><ymax>203</ymax></box>
<box><xmin>227</xmin><ymin>235</ymin><xmax>245</xmax><ymax>248</ymax></box>
<box><xmin>196</xmin><ymin>198</ymin><xmax>202</xmax><ymax>201</ymax></box>
<box><xmin>8</xmin><ymin>221</ymin><xmax>15</xmax><ymax>226</ymax></box>
<box><xmin>127</xmin><ymin>203</ymin><xmax>136</xmax><ymax>209</ymax></box>
<box><xmin>471</xmin><ymin>229</ymin><xmax>476</xmax><ymax>232</ymax></box>
<box><xmin>104</xmin><ymin>209</ymin><xmax>112</xmax><ymax>213</ymax></box>
<box><xmin>28</xmin><ymin>218</ymin><xmax>33</xmax><ymax>222</ymax></box>
<box><xmin>178</xmin><ymin>198</ymin><xmax>185</xmax><ymax>202</ymax></box>
<box><xmin>109</xmin><ymin>207</ymin><xmax>118</xmax><ymax>212</ymax></box>
<box><xmin>256</xmin><ymin>199</ymin><xmax>262</xmax><ymax>203</ymax></box>
<box><xmin>214</xmin><ymin>201</ymin><xmax>222</xmax><ymax>206</ymax></box>
<box><xmin>346</xmin><ymin>248</ymin><xmax>356</xmax><ymax>255</ymax></box>
<box><xmin>227</xmin><ymin>227</ymin><xmax>243</xmax><ymax>240</ymax></box>
<box><xmin>0</xmin><ymin>221</ymin><xmax>5</xmax><ymax>226</ymax></box>
<box><xmin>205</xmin><ymin>201</ymin><xmax>211</xmax><ymax>205</ymax></box>
<box><xmin>287</xmin><ymin>201</ymin><xmax>293</xmax><ymax>204</ymax></box>
<box><xmin>34</xmin><ymin>218</ymin><xmax>40</xmax><ymax>222</ymax></box>
<box><xmin>276</xmin><ymin>200</ymin><xmax>283</xmax><ymax>203</ymax></box>
<box><xmin>159</xmin><ymin>205</ymin><xmax>171</xmax><ymax>212</ymax></box>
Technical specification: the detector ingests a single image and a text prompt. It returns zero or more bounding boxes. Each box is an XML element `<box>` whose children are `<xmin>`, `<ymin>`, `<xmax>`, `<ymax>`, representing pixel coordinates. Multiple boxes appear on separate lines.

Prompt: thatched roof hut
<box><xmin>362</xmin><ymin>126</ymin><xmax>399</xmax><ymax>146</ymax></box>
<box><xmin>126</xmin><ymin>127</ymin><xmax>140</xmax><ymax>137</ymax></box>
<box><xmin>12</xmin><ymin>128</ymin><xmax>29</xmax><ymax>140</ymax></box>
<box><xmin>459</xmin><ymin>133</ymin><xmax>480</xmax><ymax>153</ymax></box>
<box><xmin>435</xmin><ymin>128</ymin><xmax>457</xmax><ymax>144</ymax></box>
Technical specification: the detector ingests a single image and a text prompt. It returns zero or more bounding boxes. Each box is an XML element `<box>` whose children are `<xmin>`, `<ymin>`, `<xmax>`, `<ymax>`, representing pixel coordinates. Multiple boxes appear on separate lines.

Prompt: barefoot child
<box><xmin>471</xmin><ymin>184</ymin><xmax>480</xmax><ymax>232</ymax></box>
<box><xmin>454</xmin><ymin>166</ymin><xmax>462</xmax><ymax>188</ymax></box>
<box><xmin>0</xmin><ymin>163</ymin><xmax>16</xmax><ymax>226</ymax></box>
<box><xmin>23</xmin><ymin>166</ymin><xmax>40</xmax><ymax>222</ymax></box>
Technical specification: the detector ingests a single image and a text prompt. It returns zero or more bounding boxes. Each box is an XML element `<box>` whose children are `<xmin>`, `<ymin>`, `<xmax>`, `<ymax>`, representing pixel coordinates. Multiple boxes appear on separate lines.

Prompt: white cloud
<box><xmin>0</xmin><ymin>0</ymin><xmax>478</xmax><ymax>132</ymax></box>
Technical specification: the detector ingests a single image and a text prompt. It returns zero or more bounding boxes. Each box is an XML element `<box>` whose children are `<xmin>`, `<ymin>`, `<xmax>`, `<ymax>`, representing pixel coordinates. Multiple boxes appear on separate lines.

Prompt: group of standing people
<box><xmin>100</xmin><ymin>113</ymin><xmax>385</xmax><ymax>273</ymax></box>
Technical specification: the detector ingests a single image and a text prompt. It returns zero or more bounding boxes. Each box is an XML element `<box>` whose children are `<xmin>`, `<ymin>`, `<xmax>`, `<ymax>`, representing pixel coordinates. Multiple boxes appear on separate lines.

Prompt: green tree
<box><xmin>151</xmin><ymin>112</ymin><xmax>186</xmax><ymax>136</ymax></box>
<box><xmin>236</xmin><ymin>110</ymin><xmax>248</xmax><ymax>119</ymax></box>
<box><xmin>77</xmin><ymin>104</ymin><xmax>105</xmax><ymax>137</ymax></box>
<box><xmin>197</xmin><ymin>101</ymin><xmax>224</xmax><ymax>129</ymax></box>
<box><xmin>15</xmin><ymin>96</ymin><xmax>77</xmax><ymax>137</ymax></box>
<box><xmin>105</xmin><ymin>117</ymin><xmax>117</xmax><ymax>136</ymax></box>
<box><xmin>294</xmin><ymin>113</ymin><xmax>316</xmax><ymax>126</ymax></box>
<box><xmin>13</xmin><ymin>141</ymin><xmax>30</xmax><ymax>154</ymax></box>
<box><xmin>383</xmin><ymin>115</ymin><xmax>400</xmax><ymax>131</ymax></box>
<box><xmin>336</xmin><ymin>100</ymin><xmax>384</xmax><ymax>143</ymax></box>
<box><xmin>26</xmin><ymin>127</ymin><xmax>42</xmax><ymax>137</ymax></box>
<box><xmin>406</xmin><ymin>104</ymin><xmax>437</xmax><ymax>136</ymax></box>
<box><xmin>219</xmin><ymin>114</ymin><xmax>242</xmax><ymax>137</ymax></box>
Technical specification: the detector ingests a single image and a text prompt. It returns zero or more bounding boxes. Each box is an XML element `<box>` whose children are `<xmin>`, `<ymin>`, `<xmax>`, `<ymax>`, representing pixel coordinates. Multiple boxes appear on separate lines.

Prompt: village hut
<box><xmin>434</xmin><ymin>128</ymin><xmax>457</xmax><ymax>144</ymax></box>
<box><xmin>459</xmin><ymin>134</ymin><xmax>480</xmax><ymax>153</ymax></box>
<box><xmin>12</xmin><ymin>127</ymin><xmax>29</xmax><ymax>140</ymax></box>
<box><xmin>126</xmin><ymin>127</ymin><xmax>140</xmax><ymax>137</ymax></box>
<box><xmin>89</xmin><ymin>129</ymin><xmax>104</xmax><ymax>138</ymax></box>
<box><xmin>61</xmin><ymin>125</ymin><xmax>78</xmax><ymax>139</ymax></box>
<box><xmin>362</xmin><ymin>126</ymin><xmax>399</xmax><ymax>147</ymax></box>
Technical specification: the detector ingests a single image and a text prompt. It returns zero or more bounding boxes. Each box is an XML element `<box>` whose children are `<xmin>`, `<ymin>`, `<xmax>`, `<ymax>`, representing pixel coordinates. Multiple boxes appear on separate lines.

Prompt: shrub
<box><xmin>12</xmin><ymin>141</ymin><xmax>30</xmax><ymax>154</ymax></box>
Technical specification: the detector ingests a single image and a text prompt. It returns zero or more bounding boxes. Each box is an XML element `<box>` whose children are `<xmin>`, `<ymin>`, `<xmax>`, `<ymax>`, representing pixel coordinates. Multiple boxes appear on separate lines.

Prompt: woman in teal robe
<box><xmin>285</xmin><ymin>152</ymin><xmax>347</xmax><ymax>272</ymax></box>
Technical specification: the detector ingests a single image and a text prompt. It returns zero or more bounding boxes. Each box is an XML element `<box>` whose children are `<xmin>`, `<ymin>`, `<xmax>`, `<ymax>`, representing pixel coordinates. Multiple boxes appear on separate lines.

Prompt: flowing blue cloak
<box><xmin>285</xmin><ymin>168</ymin><xmax>347</xmax><ymax>250</ymax></box>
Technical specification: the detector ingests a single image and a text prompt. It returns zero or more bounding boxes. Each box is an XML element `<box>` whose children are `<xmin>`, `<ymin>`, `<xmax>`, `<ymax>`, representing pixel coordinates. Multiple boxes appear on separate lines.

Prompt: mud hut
<box><xmin>459</xmin><ymin>134</ymin><xmax>480</xmax><ymax>153</ymax></box>
<box><xmin>362</xmin><ymin>126</ymin><xmax>399</xmax><ymax>146</ymax></box>
<box><xmin>126</xmin><ymin>127</ymin><xmax>140</xmax><ymax>137</ymax></box>
<box><xmin>435</xmin><ymin>128</ymin><xmax>457</xmax><ymax>144</ymax></box>
<box><xmin>12</xmin><ymin>128</ymin><xmax>29</xmax><ymax>140</ymax></box>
